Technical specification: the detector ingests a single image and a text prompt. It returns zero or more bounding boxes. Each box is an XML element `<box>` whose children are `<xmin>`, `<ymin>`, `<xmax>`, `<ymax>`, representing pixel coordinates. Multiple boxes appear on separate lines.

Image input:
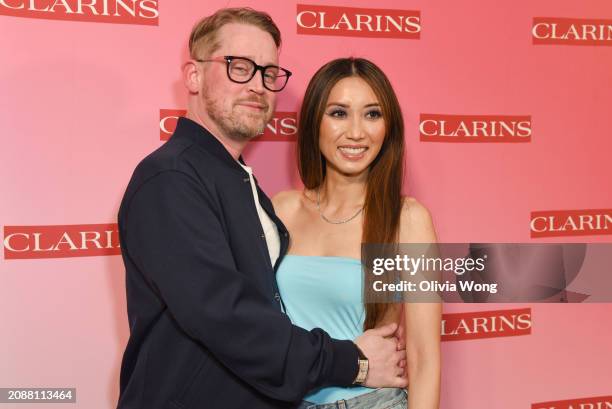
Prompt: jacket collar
<box><xmin>172</xmin><ymin>116</ymin><xmax>249</xmax><ymax>174</ymax></box>
<box><xmin>173</xmin><ymin>117</ymin><xmax>290</xmax><ymax>265</ymax></box>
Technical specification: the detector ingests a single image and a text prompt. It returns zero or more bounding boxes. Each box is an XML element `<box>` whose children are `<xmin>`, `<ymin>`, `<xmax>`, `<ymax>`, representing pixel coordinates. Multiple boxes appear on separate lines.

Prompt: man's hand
<box><xmin>355</xmin><ymin>323</ymin><xmax>408</xmax><ymax>388</ymax></box>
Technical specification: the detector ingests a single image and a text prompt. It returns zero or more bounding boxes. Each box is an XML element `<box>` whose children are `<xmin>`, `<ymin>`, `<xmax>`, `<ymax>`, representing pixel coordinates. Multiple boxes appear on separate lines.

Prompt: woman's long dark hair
<box><xmin>297</xmin><ymin>57</ymin><xmax>405</xmax><ymax>330</ymax></box>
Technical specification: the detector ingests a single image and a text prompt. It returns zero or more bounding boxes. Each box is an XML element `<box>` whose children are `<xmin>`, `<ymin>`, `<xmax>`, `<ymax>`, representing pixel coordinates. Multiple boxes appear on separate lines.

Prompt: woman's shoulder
<box><xmin>401</xmin><ymin>196</ymin><xmax>430</xmax><ymax>220</ymax></box>
<box><xmin>272</xmin><ymin>189</ymin><xmax>301</xmax><ymax>207</ymax></box>
<box><xmin>399</xmin><ymin>196</ymin><xmax>437</xmax><ymax>242</ymax></box>
<box><xmin>271</xmin><ymin>190</ymin><xmax>305</xmax><ymax>218</ymax></box>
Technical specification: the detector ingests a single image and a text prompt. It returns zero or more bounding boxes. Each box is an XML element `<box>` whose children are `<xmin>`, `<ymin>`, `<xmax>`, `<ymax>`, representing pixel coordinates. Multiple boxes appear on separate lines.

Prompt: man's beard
<box><xmin>205</xmin><ymin>93</ymin><xmax>271</xmax><ymax>142</ymax></box>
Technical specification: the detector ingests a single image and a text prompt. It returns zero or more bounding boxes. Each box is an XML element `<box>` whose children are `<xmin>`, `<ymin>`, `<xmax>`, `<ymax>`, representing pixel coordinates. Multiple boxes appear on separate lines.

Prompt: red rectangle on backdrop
<box><xmin>160</xmin><ymin>109</ymin><xmax>186</xmax><ymax>141</ymax></box>
<box><xmin>530</xmin><ymin>209</ymin><xmax>612</xmax><ymax>238</ymax></box>
<box><xmin>160</xmin><ymin>110</ymin><xmax>297</xmax><ymax>142</ymax></box>
<box><xmin>296</xmin><ymin>4</ymin><xmax>421</xmax><ymax>39</ymax></box>
<box><xmin>532</xmin><ymin>395</ymin><xmax>612</xmax><ymax>409</ymax></box>
<box><xmin>419</xmin><ymin>114</ymin><xmax>532</xmax><ymax>142</ymax></box>
<box><xmin>3</xmin><ymin>224</ymin><xmax>121</xmax><ymax>259</ymax></box>
<box><xmin>441</xmin><ymin>308</ymin><xmax>532</xmax><ymax>341</ymax></box>
<box><xmin>0</xmin><ymin>0</ymin><xmax>159</xmax><ymax>25</ymax></box>
<box><xmin>533</xmin><ymin>17</ymin><xmax>612</xmax><ymax>46</ymax></box>
<box><xmin>254</xmin><ymin>112</ymin><xmax>298</xmax><ymax>142</ymax></box>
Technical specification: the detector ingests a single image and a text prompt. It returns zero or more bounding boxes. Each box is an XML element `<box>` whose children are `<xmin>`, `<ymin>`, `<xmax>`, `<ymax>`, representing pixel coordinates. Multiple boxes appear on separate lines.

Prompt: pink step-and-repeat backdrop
<box><xmin>1</xmin><ymin>1</ymin><xmax>611</xmax><ymax>408</ymax></box>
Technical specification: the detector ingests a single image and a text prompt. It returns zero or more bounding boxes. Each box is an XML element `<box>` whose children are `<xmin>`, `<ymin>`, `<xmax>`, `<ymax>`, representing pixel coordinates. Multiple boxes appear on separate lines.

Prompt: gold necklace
<box><xmin>316</xmin><ymin>189</ymin><xmax>364</xmax><ymax>224</ymax></box>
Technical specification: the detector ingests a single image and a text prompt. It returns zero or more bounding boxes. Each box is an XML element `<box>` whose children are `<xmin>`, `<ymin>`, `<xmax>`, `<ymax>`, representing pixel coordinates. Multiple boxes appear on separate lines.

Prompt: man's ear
<box><xmin>183</xmin><ymin>60</ymin><xmax>201</xmax><ymax>94</ymax></box>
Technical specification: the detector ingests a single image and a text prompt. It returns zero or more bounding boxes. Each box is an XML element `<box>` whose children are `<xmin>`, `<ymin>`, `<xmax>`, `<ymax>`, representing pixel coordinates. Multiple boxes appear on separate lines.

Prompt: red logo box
<box><xmin>297</xmin><ymin>4</ymin><xmax>420</xmax><ymax>39</ymax></box>
<box><xmin>532</xmin><ymin>395</ymin><xmax>612</xmax><ymax>409</ymax></box>
<box><xmin>159</xmin><ymin>109</ymin><xmax>297</xmax><ymax>142</ymax></box>
<box><xmin>531</xmin><ymin>209</ymin><xmax>612</xmax><ymax>238</ymax></box>
<box><xmin>533</xmin><ymin>18</ymin><xmax>612</xmax><ymax>46</ymax></box>
<box><xmin>420</xmin><ymin>114</ymin><xmax>532</xmax><ymax>142</ymax></box>
<box><xmin>3</xmin><ymin>223</ymin><xmax>121</xmax><ymax>259</ymax></box>
<box><xmin>441</xmin><ymin>308</ymin><xmax>532</xmax><ymax>341</ymax></box>
<box><xmin>0</xmin><ymin>0</ymin><xmax>158</xmax><ymax>25</ymax></box>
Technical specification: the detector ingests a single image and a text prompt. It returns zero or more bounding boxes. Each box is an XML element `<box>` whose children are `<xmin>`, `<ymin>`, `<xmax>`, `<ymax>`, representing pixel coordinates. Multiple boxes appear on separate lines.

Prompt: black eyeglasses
<box><xmin>195</xmin><ymin>55</ymin><xmax>292</xmax><ymax>92</ymax></box>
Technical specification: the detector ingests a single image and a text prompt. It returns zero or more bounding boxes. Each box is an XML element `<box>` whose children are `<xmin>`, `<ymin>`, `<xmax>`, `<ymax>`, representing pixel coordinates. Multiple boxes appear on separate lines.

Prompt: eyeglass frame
<box><xmin>195</xmin><ymin>55</ymin><xmax>292</xmax><ymax>92</ymax></box>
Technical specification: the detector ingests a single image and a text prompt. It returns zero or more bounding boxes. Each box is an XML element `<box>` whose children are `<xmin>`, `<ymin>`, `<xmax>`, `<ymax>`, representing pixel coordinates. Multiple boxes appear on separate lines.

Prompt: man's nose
<box><xmin>247</xmin><ymin>70</ymin><xmax>266</xmax><ymax>94</ymax></box>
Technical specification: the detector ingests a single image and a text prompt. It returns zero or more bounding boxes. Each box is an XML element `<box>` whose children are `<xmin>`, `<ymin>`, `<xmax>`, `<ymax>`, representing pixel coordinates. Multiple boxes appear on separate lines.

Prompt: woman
<box><xmin>273</xmin><ymin>58</ymin><xmax>441</xmax><ymax>409</ymax></box>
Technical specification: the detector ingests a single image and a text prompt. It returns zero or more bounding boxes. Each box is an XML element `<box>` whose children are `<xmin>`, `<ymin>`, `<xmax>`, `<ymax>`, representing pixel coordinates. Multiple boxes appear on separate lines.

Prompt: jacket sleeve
<box><xmin>121</xmin><ymin>170</ymin><xmax>358</xmax><ymax>402</ymax></box>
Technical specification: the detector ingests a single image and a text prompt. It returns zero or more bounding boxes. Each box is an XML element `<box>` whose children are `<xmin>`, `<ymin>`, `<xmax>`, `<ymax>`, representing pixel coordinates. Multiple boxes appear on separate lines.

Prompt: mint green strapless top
<box><xmin>276</xmin><ymin>255</ymin><xmax>375</xmax><ymax>404</ymax></box>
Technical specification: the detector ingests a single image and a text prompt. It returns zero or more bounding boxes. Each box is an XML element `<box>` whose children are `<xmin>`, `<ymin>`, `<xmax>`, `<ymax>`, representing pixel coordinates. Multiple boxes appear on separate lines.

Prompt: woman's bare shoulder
<box><xmin>399</xmin><ymin>196</ymin><xmax>437</xmax><ymax>242</ymax></box>
<box><xmin>271</xmin><ymin>190</ymin><xmax>305</xmax><ymax>218</ymax></box>
<box><xmin>401</xmin><ymin>196</ymin><xmax>431</xmax><ymax>220</ymax></box>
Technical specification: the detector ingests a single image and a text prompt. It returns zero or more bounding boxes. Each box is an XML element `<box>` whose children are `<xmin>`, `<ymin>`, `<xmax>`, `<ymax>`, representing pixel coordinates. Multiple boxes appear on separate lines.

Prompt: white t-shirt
<box><xmin>239</xmin><ymin>163</ymin><xmax>280</xmax><ymax>268</ymax></box>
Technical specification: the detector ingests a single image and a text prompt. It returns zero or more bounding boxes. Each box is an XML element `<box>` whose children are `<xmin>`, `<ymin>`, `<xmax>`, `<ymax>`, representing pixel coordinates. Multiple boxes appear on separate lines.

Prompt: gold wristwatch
<box><xmin>352</xmin><ymin>344</ymin><xmax>369</xmax><ymax>385</ymax></box>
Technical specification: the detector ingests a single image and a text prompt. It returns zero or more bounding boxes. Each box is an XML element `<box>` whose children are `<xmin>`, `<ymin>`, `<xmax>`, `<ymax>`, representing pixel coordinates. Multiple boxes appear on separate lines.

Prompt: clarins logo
<box><xmin>420</xmin><ymin>114</ymin><xmax>532</xmax><ymax>142</ymax></box>
<box><xmin>441</xmin><ymin>308</ymin><xmax>532</xmax><ymax>341</ymax></box>
<box><xmin>533</xmin><ymin>17</ymin><xmax>612</xmax><ymax>46</ymax></box>
<box><xmin>532</xmin><ymin>395</ymin><xmax>612</xmax><ymax>409</ymax></box>
<box><xmin>531</xmin><ymin>209</ymin><xmax>612</xmax><ymax>238</ymax></box>
<box><xmin>0</xmin><ymin>0</ymin><xmax>159</xmax><ymax>25</ymax></box>
<box><xmin>296</xmin><ymin>4</ymin><xmax>420</xmax><ymax>39</ymax></box>
<box><xmin>159</xmin><ymin>109</ymin><xmax>297</xmax><ymax>142</ymax></box>
<box><xmin>3</xmin><ymin>224</ymin><xmax>121</xmax><ymax>259</ymax></box>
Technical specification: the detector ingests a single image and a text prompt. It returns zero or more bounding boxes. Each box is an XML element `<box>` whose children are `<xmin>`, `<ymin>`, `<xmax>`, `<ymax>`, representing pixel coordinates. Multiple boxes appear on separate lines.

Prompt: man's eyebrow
<box><xmin>231</xmin><ymin>55</ymin><xmax>279</xmax><ymax>66</ymax></box>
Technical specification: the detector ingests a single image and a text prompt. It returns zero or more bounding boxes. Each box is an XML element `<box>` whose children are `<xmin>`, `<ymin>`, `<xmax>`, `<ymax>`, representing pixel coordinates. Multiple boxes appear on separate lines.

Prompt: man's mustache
<box><xmin>234</xmin><ymin>98</ymin><xmax>270</xmax><ymax>111</ymax></box>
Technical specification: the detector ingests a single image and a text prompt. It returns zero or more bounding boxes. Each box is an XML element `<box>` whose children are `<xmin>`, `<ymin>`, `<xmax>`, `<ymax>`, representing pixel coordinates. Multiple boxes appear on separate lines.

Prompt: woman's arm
<box><xmin>400</xmin><ymin>198</ymin><xmax>441</xmax><ymax>409</ymax></box>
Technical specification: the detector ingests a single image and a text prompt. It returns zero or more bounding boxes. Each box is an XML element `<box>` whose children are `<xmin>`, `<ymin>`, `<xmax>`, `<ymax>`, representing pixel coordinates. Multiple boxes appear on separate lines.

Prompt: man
<box><xmin>117</xmin><ymin>8</ymin><xmax>407</xmax><ymax>409</ymax></box>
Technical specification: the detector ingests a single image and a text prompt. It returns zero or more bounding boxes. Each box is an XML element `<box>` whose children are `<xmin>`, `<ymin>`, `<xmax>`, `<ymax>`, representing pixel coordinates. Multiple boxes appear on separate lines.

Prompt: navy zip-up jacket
<box><xmin>116</xmin><ymin>117</ymin><xmax>358</xmax><ymax>409</ymax></box>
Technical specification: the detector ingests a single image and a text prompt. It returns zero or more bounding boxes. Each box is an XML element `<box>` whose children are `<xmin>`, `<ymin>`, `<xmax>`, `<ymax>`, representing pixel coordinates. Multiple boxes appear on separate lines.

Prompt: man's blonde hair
<box><xmin>189</xmin><ymin>7</ymin><xmax>282</xmax><ymax>59</ymax></box>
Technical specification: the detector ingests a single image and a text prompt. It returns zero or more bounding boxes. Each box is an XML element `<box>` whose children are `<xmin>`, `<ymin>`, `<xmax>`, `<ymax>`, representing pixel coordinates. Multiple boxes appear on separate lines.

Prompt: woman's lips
<box><xmin>338</xmin><ymin>146</ymin><xmax>368</xmax><ymax>161</ymax></box>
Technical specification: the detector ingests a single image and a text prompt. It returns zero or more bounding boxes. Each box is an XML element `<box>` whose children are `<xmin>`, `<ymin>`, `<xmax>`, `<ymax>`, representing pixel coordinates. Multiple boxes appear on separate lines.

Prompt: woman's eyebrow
<box><xmin>325</xmin><ymin>102</ymin><xmax>381</xmax><ymax>108</ymax></box>
<box><xmin>325</xmin><ymin>102</ymin><xmax>348</xmax><ymax>108</ymax></box>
